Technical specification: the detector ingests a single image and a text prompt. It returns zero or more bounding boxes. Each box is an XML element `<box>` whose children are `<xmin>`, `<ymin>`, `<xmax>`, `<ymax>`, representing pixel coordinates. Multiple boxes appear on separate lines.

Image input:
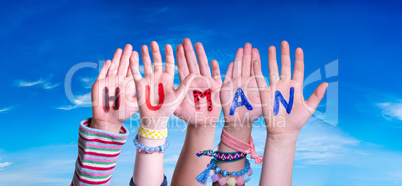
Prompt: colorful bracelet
<box><xmin>221</xmin><ymin>129</ymin><xmax>263</xmax><ymax>164</ymax></box>
<box><xmin>196</xmin><ymin>150</ymin><xmax>247</xmax><ymax>162</ymax></box>
<box><xmin>196</xmin><ymin>158</ymin><xmax>253</xmax><ymax>186</ymax></box>
<box><xmin>138</xmin><ymin>125</ymin><xmax>167</xmax><ymax>139</ymax></box>
<box><xmin>133</xmin><ymin>134</ymin><xmax>168</xmax><ymax>154</ymax></box>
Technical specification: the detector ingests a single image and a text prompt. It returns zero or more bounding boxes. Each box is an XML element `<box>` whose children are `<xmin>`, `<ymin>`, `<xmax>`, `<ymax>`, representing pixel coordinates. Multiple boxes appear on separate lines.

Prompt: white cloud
<box><xmin>16</xmin><ymin>75</ymin><xmax>59</xmax><ymax>89</ymax></box>
<box><xmin>56</xmin><ymin>92</ymin><xmax>91</xmax><ymax>110</ymax></box>
<box><xmin>250</xmin><ymin>117</ymin><xmax>362</xmax><ymax>166</ymax></box>
<box><xmin>0</xmin><ymin>105</ymin><xmax>17</xmax><ymax>113</ymax></box>
<box><xmin>73</xmin><ymin>92</ymin><xmax>91</xmax><ymax>105</ymax></box>
<box><xmin>295</xmin><ymin>118</ymin><xmax>360</xmax><ymax>165</ymax></box>
<box><xmin>43</xmin><ymin>82</ymin><xmax>59</xmax><ymax>89</ymax></box>
<box><xmin>81</xmin><ymin>77</ymin><xmax>95</xmax><ymax>89</ymax></box>
<box><xmin>0</xmin><ymin>162</ymin><xmax>12</xmax><ymax>168</ymax></box>
<box><xmin>17</xmin><ymin>79</ymin><xmax>43</xmax><ymax>87</ymax></box>
<box><xmin>376</xmin><ymin>102</ymin><xmax>402</xmax><ymax>121</ymax></box>
<box><xmin>56</xmin><ymin>105</ymin><xmax>79</xmax><ymax>110</ymax></box>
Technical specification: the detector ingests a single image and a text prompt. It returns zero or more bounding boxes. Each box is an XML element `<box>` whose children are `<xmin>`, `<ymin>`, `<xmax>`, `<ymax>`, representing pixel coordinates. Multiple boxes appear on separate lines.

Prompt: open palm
<box><xmin>221</xmin><ymin>43</ymin><xmax>263</xmax><ymax>126</ymax></box>
<box><xmin>173</xmin><ymin>39</ymin><xmax>222</xmax><ymax>126</ymax></box>
<box><xmin>130</xmin><ymin>41</ymin><xmax>194</xmax><ymax>130</ymax></box>
<box><xmin>253</xmin><ymin>41</ymin><xmax>328</xmax><ymax>135</ymax></box>
<box><xmin>91</xmin><ymin>44</ymin><xmax>138</xmax><ymax>133</ymax></box>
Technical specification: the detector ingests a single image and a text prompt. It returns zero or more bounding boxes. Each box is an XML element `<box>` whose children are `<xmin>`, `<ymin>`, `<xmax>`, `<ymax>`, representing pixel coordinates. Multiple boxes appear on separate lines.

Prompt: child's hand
<box><xmin>173</xmin><ymin>38</ymin><xmax>222</xmax><ymax>126</ymax></box>
<box><xmin>253</xmin><ymin>41</ymin><xmax>328</xmax><ymax>135</ymax></box>
<box><xmin>91</xmin><ymin>44</ymin><xmax>139</xmax><ymax>133</ymax></box>
<box><xmin>220</xmin><ymin>43</ymin><xmax>263</xmax><ymax>129</ymax></box>
<box><xmin>130</xmin><ymin>41</ymin><xmax>194</xmax><ymax>129</ymax></box>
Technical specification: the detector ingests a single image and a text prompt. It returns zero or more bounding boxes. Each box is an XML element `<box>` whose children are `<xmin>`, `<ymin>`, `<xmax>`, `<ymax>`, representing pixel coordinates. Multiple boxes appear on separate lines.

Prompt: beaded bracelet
<box><xmin>196</xmin><ymin>158</ymin><xmax>253</xmax><ymax>186</ymax></box>
<box><xmin>133</xmin><ymin>134</ymin><xmax>168</xmax><ymax>154</ymax></box>
<box><xmin>138</xmin><ymin>125</ymin><xmax>168</xmax><ymax>139</ymax></box>
<box><xmin>196</xmin><ymin>150</ymin><xmax>247</xmax><ymax>162</ymax></box>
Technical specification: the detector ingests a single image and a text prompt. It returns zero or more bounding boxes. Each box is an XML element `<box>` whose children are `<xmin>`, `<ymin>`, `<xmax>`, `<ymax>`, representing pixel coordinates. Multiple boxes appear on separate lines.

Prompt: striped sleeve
<box><xmin>71</xmin><ymin>118</ymin><xmax>129</xmax><ymax>186</ymax></box>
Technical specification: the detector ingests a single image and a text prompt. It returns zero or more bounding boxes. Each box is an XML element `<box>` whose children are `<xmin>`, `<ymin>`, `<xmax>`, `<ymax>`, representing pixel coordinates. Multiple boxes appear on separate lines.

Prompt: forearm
<box><xmin>213</xmin><ymin>123</ymin><xmax>252</xmax><ymax>186</ymax></box>
<box><xmin>132</xmin><ymin>136</ymin><xmax>165</xmax><ymax>186</ymax></box>
<box><xmin>132</xmin><ymin>119</ymin><xmax>167</xmax><ymax>186</ymax></box>
<box><xmin>71</xmin><ymin>118</ymin><xmax>128</xmax><ymax>186</ymax></box>
<box><xmin>217</xmin><ymin>124</ymin><xmax>252</xmax><ymax>172</ymax></box>
<box><xmin>171</xmin><ymin>124</ymin><xmax>216</xmax><ymax>185</ymax></box>
<box><xmin>260</xmin><ymin>133</ymin><xmax>298</xmax><ymax>186</ymax></box>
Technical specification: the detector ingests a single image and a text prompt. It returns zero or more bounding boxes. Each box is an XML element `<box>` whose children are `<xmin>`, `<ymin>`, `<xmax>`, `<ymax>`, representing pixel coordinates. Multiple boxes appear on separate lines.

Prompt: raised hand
<box><xmin>220</xmin><ymin>43</ymin><xmax>263</xmax><ymax>129</ymax></box>
<box><xmin>91</xmin><ymin>44</ymin><xmax>139</xmax><ymax>133</ymax></box>
<box><xmin>253</xmin><ymin>41</ymin><xmax>328</xmax><ymax>135</ymax></box>
<box><xmin>171</xmin><ymin>38</ymin><xmax>222</xmax><ymax>185</ymax></box>
<box><xmin>130</xmin><ymin>41</ymin><xmax>194</xmax><ymax>129</ymax></box>
<box><xmin>253</xmin><ymin>41</ymin><xmax>328</xmax><ymax>186</ymax></box>
<box><xmin>174</xmin><ymin>38</ymin><xmax>222</xmax><ymax>126</ymax></box>
<box><xmin>214</xmin><ymin>43</ymin><xmax>263</xmax><ymax>180</ymax></box>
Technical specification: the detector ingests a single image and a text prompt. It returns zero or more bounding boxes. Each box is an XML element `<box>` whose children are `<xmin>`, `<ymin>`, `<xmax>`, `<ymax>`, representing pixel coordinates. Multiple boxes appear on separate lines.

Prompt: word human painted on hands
<box><xmin>193</xmin><ymin>89</ymin><xmax>213</xmax><ymax>112</ymax></box>
<box><xmin>146</xmin><ymin>83</ymin><xmax>165</xmax><ymax>111</ymax></box>
<box><xmin>103</xmin><ymin>87</ymin><xmax>120</xmax><ymax>113</ymax></box>
<box><xmin>229</xmin><ymin>88</ymin><xmax>253</xmax><ymax>115</ymax></box>
<box><xmin>273</xmin><ymin>87</ymin><xmax>294</xmax><ymax>115</ymax></box>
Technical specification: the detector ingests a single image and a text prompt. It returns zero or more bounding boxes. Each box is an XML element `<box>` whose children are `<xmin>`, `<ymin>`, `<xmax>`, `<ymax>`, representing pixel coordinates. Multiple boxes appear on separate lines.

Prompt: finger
<box><xmin>253</xmin><ymin>60</ymin><xmax>268</xmax><ymax>89</ymax></box>
<box><xmin>117</xmin><ymin>44</ymin><xmax>133</xmax><ymax>76</ymax></box>
<box><xmin>195</xmin><ymin>42</ymin><xmax>211</xmax><ymax>77</ymax></box>
<box><xmin>306</xmin><ymin>82</ymin><xmax>328</xmax><ymax>112</ymax></box>
<box><xmin>281</xmin><ymin>40</ymin><xmax>292</xmax><ymax>81</ymax></box>
<box><xmin>126</xmin><ymin>65</ymin><xmax>132</xmax><ymax>78</ymax></box>
<box><xmin>182</xmin><ymin>38</ymin><xmax>200</xmax><ymax>74</ymax></box>
<box><xmin>176</xmin><ymin>44</ymin><xmax>190</xmax><ymax>82</ymax></box>
<box><xmin>98</xmin><ymin>60</ymin><xmax>111</xmax><ymax>80</ymax></box>
<box><xmin>151</xmin><ymin>41</ymin><xmax>163</xmax><ymax>73</ymax></box>
<box><xmin>211</xmin><ymin>60</ymin><xmax>222</xmax><ymax>84</ymax></box>
<box><xmin>175</xmin><ymin>73</ymin><xmax>195</xmax><ymax>99</ymax></box>
<box><xmin>232</xmin><ymin>48</ymin><xmax>243</xmax><ymax>78</ymax></box>
<box><xmin>129</xmin><ymin>51</ymin><xmax>142</xmax><ymax>81</ymax></box>
<box><xmin>253</xmin><ymin>60</ymin><xmax>270</xmax><ymax>106</ymax></box>
<box><xmin>268</xmin><ymin>46</ymin><xmax>279</xmax><ymax>85</ymax></box>
<box><xmin>251</xmin><ymin>48</ymin><xmax>260</xmax><ymax>76</ymax></box>
<box><xmin>165</xmin><ymin>44</ymin><xmax>175</xmax><ymax>76</ymax></box>
<box><xmin>242</xmin><ymin>43</ymin><xmax>252</xmax><ymax>77</ymax></box>
<box><xmin>108</xmin><ymin>48</ymin><xmax>122</xmax><ymax>75</ymax></box>
<box><xmin>141</xmin><ymin>45</ymin><xmax>153</xmax><ymax>78</ymax></box>
<box><xmin>293</xmin><ymin>47</ymin><xmax>304</xmax><ymax>83</ymax></box>
<box><xmin>223</xmin><ymin>62</ymin><xmax>234</xmax><ymax>84</ymax></box>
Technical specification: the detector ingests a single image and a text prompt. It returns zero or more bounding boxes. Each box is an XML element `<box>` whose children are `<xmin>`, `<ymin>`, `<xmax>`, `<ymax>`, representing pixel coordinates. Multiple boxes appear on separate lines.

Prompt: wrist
<box><xmin>187</xmin><ymin>122</ymin><xmax>216</xmax><ymax>134</ymax></box>
<box><xmin>90</xmin><ymin>119</ymin><xmax>122</xmax><ymax>134</ymax></box>
<box><xmin>267</xmin><ymin>132</ymin><xmax>299</xmax><ymax>146</ymax></box>
<box><xmin>140</xmin><ymin>116</ymin><xmax>169</xmax><ymax>130</ymax></box>
<box><xmin>137</xmin><ymin>135</ymin><xmax>166</xmax><ymax>146</ymax></box>
<box><xmin>222</xmin><ymin>122</ymin><xmax>252</xmax><ymax>143</ymax></box>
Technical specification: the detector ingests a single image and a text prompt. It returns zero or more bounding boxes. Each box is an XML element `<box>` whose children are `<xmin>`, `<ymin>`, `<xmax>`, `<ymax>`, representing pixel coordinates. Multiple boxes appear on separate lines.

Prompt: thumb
<box><xmin>174</xmin><ymin>73</ymin><xmax>195</xmax><ymax>100</ymax></box>
<box><xmin>305</xmin><ymin>82</ymin><xmax>328</xmax><ymax>114</ymax></box>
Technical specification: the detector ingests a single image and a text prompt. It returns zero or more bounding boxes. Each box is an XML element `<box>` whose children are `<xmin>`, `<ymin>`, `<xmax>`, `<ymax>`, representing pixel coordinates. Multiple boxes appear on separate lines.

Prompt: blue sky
<box><xmin>0</xmin><ymin>0</ymin><xmax>402</xmax><ymax>185</ymax></box>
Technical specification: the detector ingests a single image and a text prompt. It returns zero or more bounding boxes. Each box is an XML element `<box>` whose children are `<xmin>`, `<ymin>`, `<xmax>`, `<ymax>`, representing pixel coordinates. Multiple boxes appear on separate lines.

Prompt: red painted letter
<box><xmin>193</xmin><ymin>88</ymin><xmax>212</xmax><ymax>112</ymax></box>
<box><xmin>146</xmin><ymin>83</ymin><xmax>165</xmax><ymax>111</ymax></box>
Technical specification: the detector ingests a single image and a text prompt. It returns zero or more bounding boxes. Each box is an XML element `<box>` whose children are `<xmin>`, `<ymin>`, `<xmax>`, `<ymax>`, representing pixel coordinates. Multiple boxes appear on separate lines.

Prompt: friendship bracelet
<box><xmin>221</xmin><ymin>129</ymin><xmax>263</xmax><ymax>164</ymax></box>
<box><xmin>133</xmin><ymin>134</ymin><xmax>168</xmax><ymax>154</ymax></box>
<box><xmin>196</xmin><ymin>150</ymin><xmax>247</xmax><ymax>162</ymax></box>
<box><xmin>137</xmin><ymin>125</ymin><xmax>167</xmax><ymax>139</ymax></box>
<box><xmin>196</xmin><ymin>158</ymin><xmax>253</xmax><ymax>186</ymax></box>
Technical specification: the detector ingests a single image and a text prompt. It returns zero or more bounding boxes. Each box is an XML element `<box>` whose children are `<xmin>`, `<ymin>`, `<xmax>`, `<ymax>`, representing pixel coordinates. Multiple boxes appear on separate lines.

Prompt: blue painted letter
<box><xmin>273</xmin><ymin>87</ymin><xmax>294</xmax><ymax>115</ymax></box>
<box><xmin>229</xmin><ymin>88</ymin><xmax>253</xmax><ymax>115</ymax></box>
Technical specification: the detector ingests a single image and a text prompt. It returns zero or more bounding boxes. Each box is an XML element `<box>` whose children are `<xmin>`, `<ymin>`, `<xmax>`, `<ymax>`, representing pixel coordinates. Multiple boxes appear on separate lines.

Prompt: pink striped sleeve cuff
<box><xmin>71</xmin><ymin>118</ymin><xmax>129</xmax><ymax>186</ymax></box>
